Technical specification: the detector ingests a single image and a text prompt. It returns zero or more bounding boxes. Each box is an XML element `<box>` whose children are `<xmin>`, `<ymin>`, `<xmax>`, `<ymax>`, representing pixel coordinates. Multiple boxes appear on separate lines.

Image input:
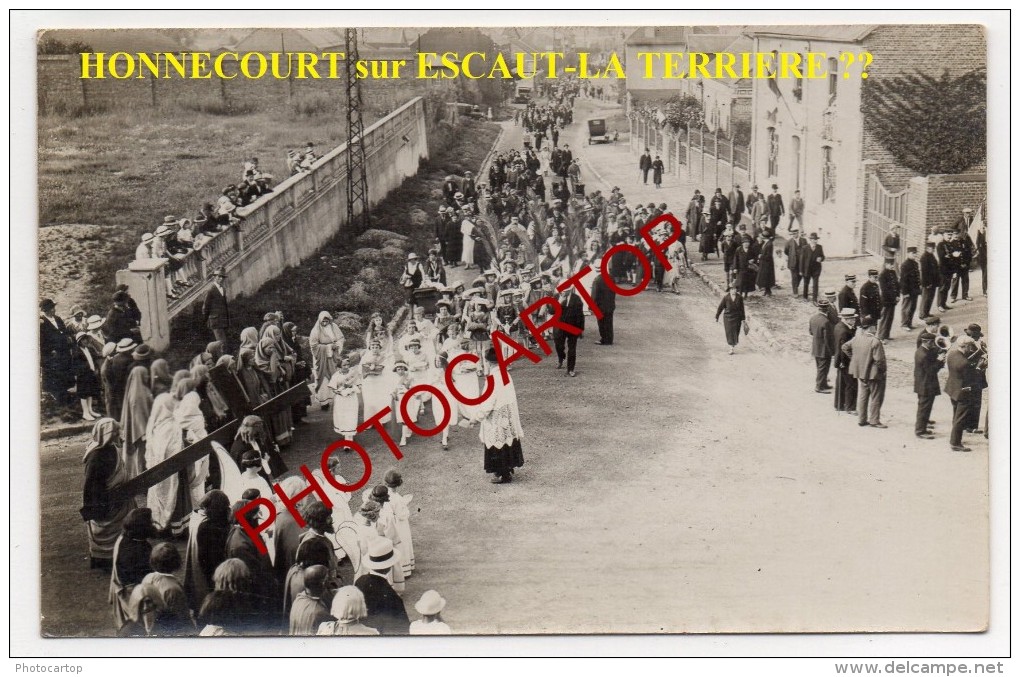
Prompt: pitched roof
<box><xmin>743</xmin><ymin>25</ymin><xmax>877</xmax><ymax>43</ymax></box>
<box><xmin>233</xmin><ymin>28</ymin><xmax>344</xmax><ymax>52</ymax></box>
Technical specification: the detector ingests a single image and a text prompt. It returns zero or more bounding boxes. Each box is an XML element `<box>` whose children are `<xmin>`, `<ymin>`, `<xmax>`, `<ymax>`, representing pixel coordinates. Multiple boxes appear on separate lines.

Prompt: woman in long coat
<box><xmin>755</xmin><ymin>231</ymin><xmax>776</xmax><ymax>296</ymax></box>
<box><xmin>714</xmin><ymin>287</ymin><xmax>747</xmax><ymax>355</ymax></box>
<box><xmin>308</xmin><ymin>311</ymin><xmax>344</xmax><ymax>407</ymax></box>
<box><xmin>734</xmin><ymin>238</ymin><xmax>759</xmax><ymax>295</ymax></box>
<box><xmin>698</xmin><ymin>211</ymin><xmax>716</xmax><ymax>261</ymax></box>
<box><xmin>81</xmin><ymin>418</ymin><xmax>135</xmax><ymax>568</ymax></box>
<box><xmin>253</xmin><ymin>328</ymin><xmax>294</xmax><ymax>447</ymax></box>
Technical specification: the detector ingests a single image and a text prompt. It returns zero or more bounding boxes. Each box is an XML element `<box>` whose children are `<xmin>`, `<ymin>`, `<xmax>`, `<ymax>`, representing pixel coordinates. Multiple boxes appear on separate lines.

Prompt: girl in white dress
<box><xmin>391</xmin><ymin>361</ymin><xmax>416</xmax><ymax>447</ymax></box>
<box><xmin>448</xmin><ymin>334</ymin><xmax>481</xmax><ymax>421</ymax></box>
<box><xmin>359</xmin><ymin>339</ymin><xmax>391</xmax><ymax>425</ymax></box>
<box><xmin>384</xmin><ymin>469</ymin><xmax>414</xmax><ymax>577</ymax></box>
<box><xmin>429</xmin><ymin>351</ymin><xmax>455</xmax><ymax>450</ymax></box>
<box><xmin>327</xmin><ymin>356</ymin><xmax>360</xmax><ymax>440</ymax></box>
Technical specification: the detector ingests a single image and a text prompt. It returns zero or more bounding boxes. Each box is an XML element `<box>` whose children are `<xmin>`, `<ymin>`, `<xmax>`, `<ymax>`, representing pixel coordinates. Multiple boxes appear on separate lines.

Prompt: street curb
<box><xmin>40</xmin><ymin>421</ymin><xmax>92</xmax><ymax>441</ymax></box>
<box><xmin>689</xmin><ymin>263</ymin><xmax>785</xmax><ymax>354</ymax></box>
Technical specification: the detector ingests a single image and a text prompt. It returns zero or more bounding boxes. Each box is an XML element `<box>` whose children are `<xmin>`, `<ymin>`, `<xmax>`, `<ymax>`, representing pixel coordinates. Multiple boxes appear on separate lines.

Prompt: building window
<box><xmin>767</xmin><ymin>127</ymin><xmax>779</xmax><ymax>178</ymax></box>
<box><xmin>822</xmin><ymin>145</ymin><xmax>836</xmax><ymax>203</ymax></box>
<box><xmin>827</xmin><ymin>57</ymin><xmax>838</xmax><ymax>101</ymax></box>
<box><xmin>793</xmin><ymin>54</ymin><xmax>804</xmax><ymax>102</ymax></box>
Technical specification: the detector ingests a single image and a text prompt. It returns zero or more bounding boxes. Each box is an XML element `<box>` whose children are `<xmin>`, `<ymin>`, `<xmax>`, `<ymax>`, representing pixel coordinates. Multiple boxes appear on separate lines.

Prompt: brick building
<box><xmin>745</xmin><ymin>24</ymin><xmax>986</xmax><ymax>256</ymax></box>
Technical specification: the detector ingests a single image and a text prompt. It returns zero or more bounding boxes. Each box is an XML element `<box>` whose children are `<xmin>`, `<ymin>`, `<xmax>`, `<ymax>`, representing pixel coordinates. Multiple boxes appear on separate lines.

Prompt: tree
<box><xmin>862</xmin><ymin>68</ymin><xmax>986</xmax><ymax>175</ymax></box>
<box><xmin>37</xmin><ymin>37</ymin><xmax>92</xmax><ymax>54</ymax></box>
<box><xmin>662</xmin><ymin>94</ymin><xmax>704</xmax><ymax>132</ymax></box>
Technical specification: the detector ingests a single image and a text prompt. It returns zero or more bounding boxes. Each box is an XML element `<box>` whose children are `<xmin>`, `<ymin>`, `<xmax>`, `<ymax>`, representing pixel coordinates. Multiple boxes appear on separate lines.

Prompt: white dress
<box><xmin>461</xmin><ymin>218</ymin><xmax>476</xmax><ymax>266</ymax></box>
<box><xmin>328</xmin><ymin>369</ymin><xmax>361</xmax><ymax>436</ymax></box>
<box><xmin>449</xmin><ymin>347</ymin><xmax>481</xmax><ymax>420</ymax></box>
<box><xmin>387</xmin><ymin>488</ymin><xmax>414</xmax><ymax>576</ymax></box>
<box><xmin>360</xmin><ymin>350</ymin><xmax>391</xmax><ymax>424</ymax></box>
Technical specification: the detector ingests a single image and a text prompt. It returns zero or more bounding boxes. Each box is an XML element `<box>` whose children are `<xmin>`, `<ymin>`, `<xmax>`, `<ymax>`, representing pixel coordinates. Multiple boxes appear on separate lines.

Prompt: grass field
<box><xmin>38</xmin><ymin>106</ymin><xmax>385</xmax><ymax>304</ymax></box>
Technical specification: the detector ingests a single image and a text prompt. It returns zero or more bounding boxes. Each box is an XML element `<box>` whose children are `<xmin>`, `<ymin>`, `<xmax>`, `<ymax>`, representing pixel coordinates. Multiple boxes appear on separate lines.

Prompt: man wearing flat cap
<box><xmin>203</xmin><ymin>268</ymin><xmax>230</xmax><ymax>347</ymax></box>
<box><xmin>858</xmin><ymin>270</ymin><xmax>882</xmax><ymax>328</ymax></box>
<box><xmin>899</xmin><ymin>247</ymin><xmax>922</xmax><ymax>331</ymax></box>
<box><xmin>809</xmin><ymin>300</ymin><xmax>834</xmax><ymax>393</ymax></box>
<box><xmin>919</xmin><ymin>241</ymin><xmax>941</xmax><ymax>319</ymax></box>
<box><xmin>877</xmin><ymin>258</ymin><xmax>900</xmax><ymax>341</ymax></box>
<box><xmin>842</xmin><ymin>316</ymin><xmax>887</xmax><ymax>428</ymax></box>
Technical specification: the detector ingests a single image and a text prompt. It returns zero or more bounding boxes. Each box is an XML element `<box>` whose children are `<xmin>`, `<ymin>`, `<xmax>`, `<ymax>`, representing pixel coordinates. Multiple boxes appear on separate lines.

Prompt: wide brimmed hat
<box><xmin>132</xmin><ymin>344</ymin><xmax>153</xmax><ymax>360</ymax></box>
<box><xmin>407</xmin><ymin>338</ymin><xmax>421</xmax><ymax>348</ymax></box>
<box><xmin>86</xmin><ymin>315</ymin><xmax>104</xmax><ymax>331</ymax></box>
<box><xmin>116</xmin><ymin>338</ymin><xmax>137</xmax><ymax>353</ymax></box>
<box><xmin>362</xmin><ymin>538</ymin><xmax>400</xmax><ymax>572</ymax></box>
<box><xmin>162</xmin><ymin>215</ymin><xmax>177</xmax><ymax>225</ymax></box>
<box><xmin>414</xmin><ymin>590</ymin><xmax>447</xmax><ymax>616</ymax></box>
<box><xmin>407</xmin><ymin>253</ymin><xmax>419</xmax><ymax>260</ymax></box>
<box><xmin>154</xmin><ymin>225</ymin><xmax>172</xmax><ymax>238</ymax></box>
<box><xmin>141</xmin><ymin>232</ymin><xmax>155</xmax><ymax>244</ymax></box>
<box><xmin>839</xmin><ymin>308</ymin><xmax>858</xmax><ymax>318</ymax></box>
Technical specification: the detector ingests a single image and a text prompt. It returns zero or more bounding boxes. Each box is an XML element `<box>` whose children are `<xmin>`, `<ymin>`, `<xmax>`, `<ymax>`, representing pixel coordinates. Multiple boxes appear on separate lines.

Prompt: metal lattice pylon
<box><xmin>344</xmin><ymin>28</ymin><xmax>370</xmax><ymax>230</ymax></box>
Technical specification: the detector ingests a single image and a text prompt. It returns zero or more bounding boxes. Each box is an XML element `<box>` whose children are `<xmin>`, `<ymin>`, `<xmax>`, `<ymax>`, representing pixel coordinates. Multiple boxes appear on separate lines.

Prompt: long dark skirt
<box><xmin>483</xmin><ymin>439</ymin><xmax>524</xmax><ymax>476</ymax></box>
<box><xmin>834</xmin><ymin>367</ymin><xmax>858</xmax><ymax>412</ymax></box>
<box><xmin>723</xmin><ymin>317</ymin><xmax>741</xmax><ymax>346</ymax></box>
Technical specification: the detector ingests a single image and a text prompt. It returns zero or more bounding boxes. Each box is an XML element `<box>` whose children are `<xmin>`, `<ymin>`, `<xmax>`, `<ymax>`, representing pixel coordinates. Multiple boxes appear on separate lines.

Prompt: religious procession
<box><xmin>46</xmin><ymin>78</ymin><xmax>694</xmax><ymax>638</ymax></box>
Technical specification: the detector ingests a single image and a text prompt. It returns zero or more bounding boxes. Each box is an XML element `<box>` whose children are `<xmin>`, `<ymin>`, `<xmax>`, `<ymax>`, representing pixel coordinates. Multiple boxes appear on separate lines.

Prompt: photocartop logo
<box><xmin>234</xmin><ymin>213</ymin><xmax>683</xmax><ymax>553</ymax></box>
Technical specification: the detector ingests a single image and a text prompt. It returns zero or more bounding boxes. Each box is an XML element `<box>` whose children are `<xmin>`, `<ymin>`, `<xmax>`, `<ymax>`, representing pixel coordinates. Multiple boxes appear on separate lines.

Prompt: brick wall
<box><xmin>861</xmin><ymin>25</ymin><xmax>986</xmax><ymax>192</ymax></box>
<box><xmin>916</xmin><ymin>173</ymin><xmax>987</xmax><ymax>241</ymax></box>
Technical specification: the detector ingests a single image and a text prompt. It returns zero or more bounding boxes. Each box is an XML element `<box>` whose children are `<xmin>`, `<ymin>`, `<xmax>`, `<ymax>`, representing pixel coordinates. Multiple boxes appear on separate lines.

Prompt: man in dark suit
<box><xmin>936</xmin><ymin>230</ymin><xmax>959</xmax><ymax>312</ymax></box>
<box><xmin>104</xmin><ymin>291</ymin><xmax>141</xmax><ymax>343</ymax></box>
<box><xmin>355</xmin><ymin>538</ymin><xmax>410</xmax><ymax>635</ymax></box>
<box><xmin>554</xmin><ymin>287</ymin><xmax>585</xmax><ymax>377</ymax></box>
<box><xmin>783</xmin><ymin>229</ymin><xmax>805</xmax><ymax>296</ymax></box>
<box><xmin>877</xmin><ymin>259</ymin><xmax>900</xmax><ymax>341</ymax></box>
<box><xmin>916</xmin><ymin>314</ymin><xmax>941</xmax><ymax>349</ymax></box>
<box><xmin>798</xmin><ymin>233</ymin><xmax>825</xmax><ymax>302</ymax></box>
<box><xmin>809</xmin><ymin>300</ymin><xmax>834</xmax><ymax>393</ymax></box>
<box><xmin>944</xmin><ymin>336</ymin><xmax>986</xmax><ymax>452</ymax></box>
<box><xmin>832</xmin><ymin>308</ymin><xmax>858</xmax><ymax>414</ymax></box>
<box><xmin>858</xmin><ymin>269</ymin><xmax>882</xmax><ymax>326</ymax></box>
<box><xmin>919</xmin><ymin>241</ymin><xmax>941</xmax><ymax>318</ymax></box>
<box><xmin>727</xmin><ymin>184</ymin><xmax>745</xmax><ymax>226</ymax></box>
<box><xmin>590</xmin><ymin>269</ymin><xmax>616</xmax><ymax>346</ymax></box>
<box><xmin>913</xmin><ymin>336</ymin><xmax>944</xmax><ymax>440</ymax></box>
<box><xmin>766</xmin><ymin>184</ymin><xmax>785</xmax><ymax>231</ymax></box>
<box><xmin>202</xmin><ymin>267</ymin><xmax>230</xmax><ymax>346</ymax></box>
<box><xmin>899</xmin><ymin>247</ymin><xmax>921</xmax><ymax>331</ymax></box>
<box><xmin>951</xmin><ymin>230</ymin><xmax>975</xmax><ymax>302</ymax></box>
<box><xmin>975</xmin><ymin>223</ymin><xmax>987</xmax><ymax>296</ymax></box>
<box><xmin>838</xmin><ymin>274</ymin><xmax>860</xmax><ymax>316</ymax></box>
<box><xmin>39</xmin><ymin>298</ymin><xmax>75</xmax><ymax>405</ymax></box>
<box><xmin>638</xmin><ymin>148</ymin><xmax>652</xmax><ymax>184</ymax></box>
<box><xmin>953</xmin><ymin>207</ymin><xmax>974</xmax><ymax>236</ymax></box>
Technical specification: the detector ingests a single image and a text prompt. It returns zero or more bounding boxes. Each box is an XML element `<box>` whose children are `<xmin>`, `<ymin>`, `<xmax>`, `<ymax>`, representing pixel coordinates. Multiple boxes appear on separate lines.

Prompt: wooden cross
<box><xmin>109</xmin><ymin>364</ymin><xmax>310</xmax><ymax>500</ymax></box>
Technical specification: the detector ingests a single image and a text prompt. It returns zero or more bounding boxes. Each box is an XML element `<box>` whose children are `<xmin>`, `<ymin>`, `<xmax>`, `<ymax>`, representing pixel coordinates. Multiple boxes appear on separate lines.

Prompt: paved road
<box><xmin>39</xmin><ymin>98</ymin><xmax>988</xmax><ymax>636</ymax></box>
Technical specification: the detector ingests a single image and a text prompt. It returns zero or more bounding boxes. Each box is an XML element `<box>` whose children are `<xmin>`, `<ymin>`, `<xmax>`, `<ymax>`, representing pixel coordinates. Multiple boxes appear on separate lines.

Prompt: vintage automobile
<box><xmin>587</xmin><ymin>118</ymin><xmax>609</xmax><ymax>144</ymax></box>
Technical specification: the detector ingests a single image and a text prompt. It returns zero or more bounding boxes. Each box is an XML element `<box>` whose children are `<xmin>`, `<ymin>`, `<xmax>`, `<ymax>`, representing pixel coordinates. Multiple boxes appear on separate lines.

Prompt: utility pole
<box><xmin>344</xmin><ymin>27</ymin><xmax>370</xmax><ymax>230</ymax></box>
